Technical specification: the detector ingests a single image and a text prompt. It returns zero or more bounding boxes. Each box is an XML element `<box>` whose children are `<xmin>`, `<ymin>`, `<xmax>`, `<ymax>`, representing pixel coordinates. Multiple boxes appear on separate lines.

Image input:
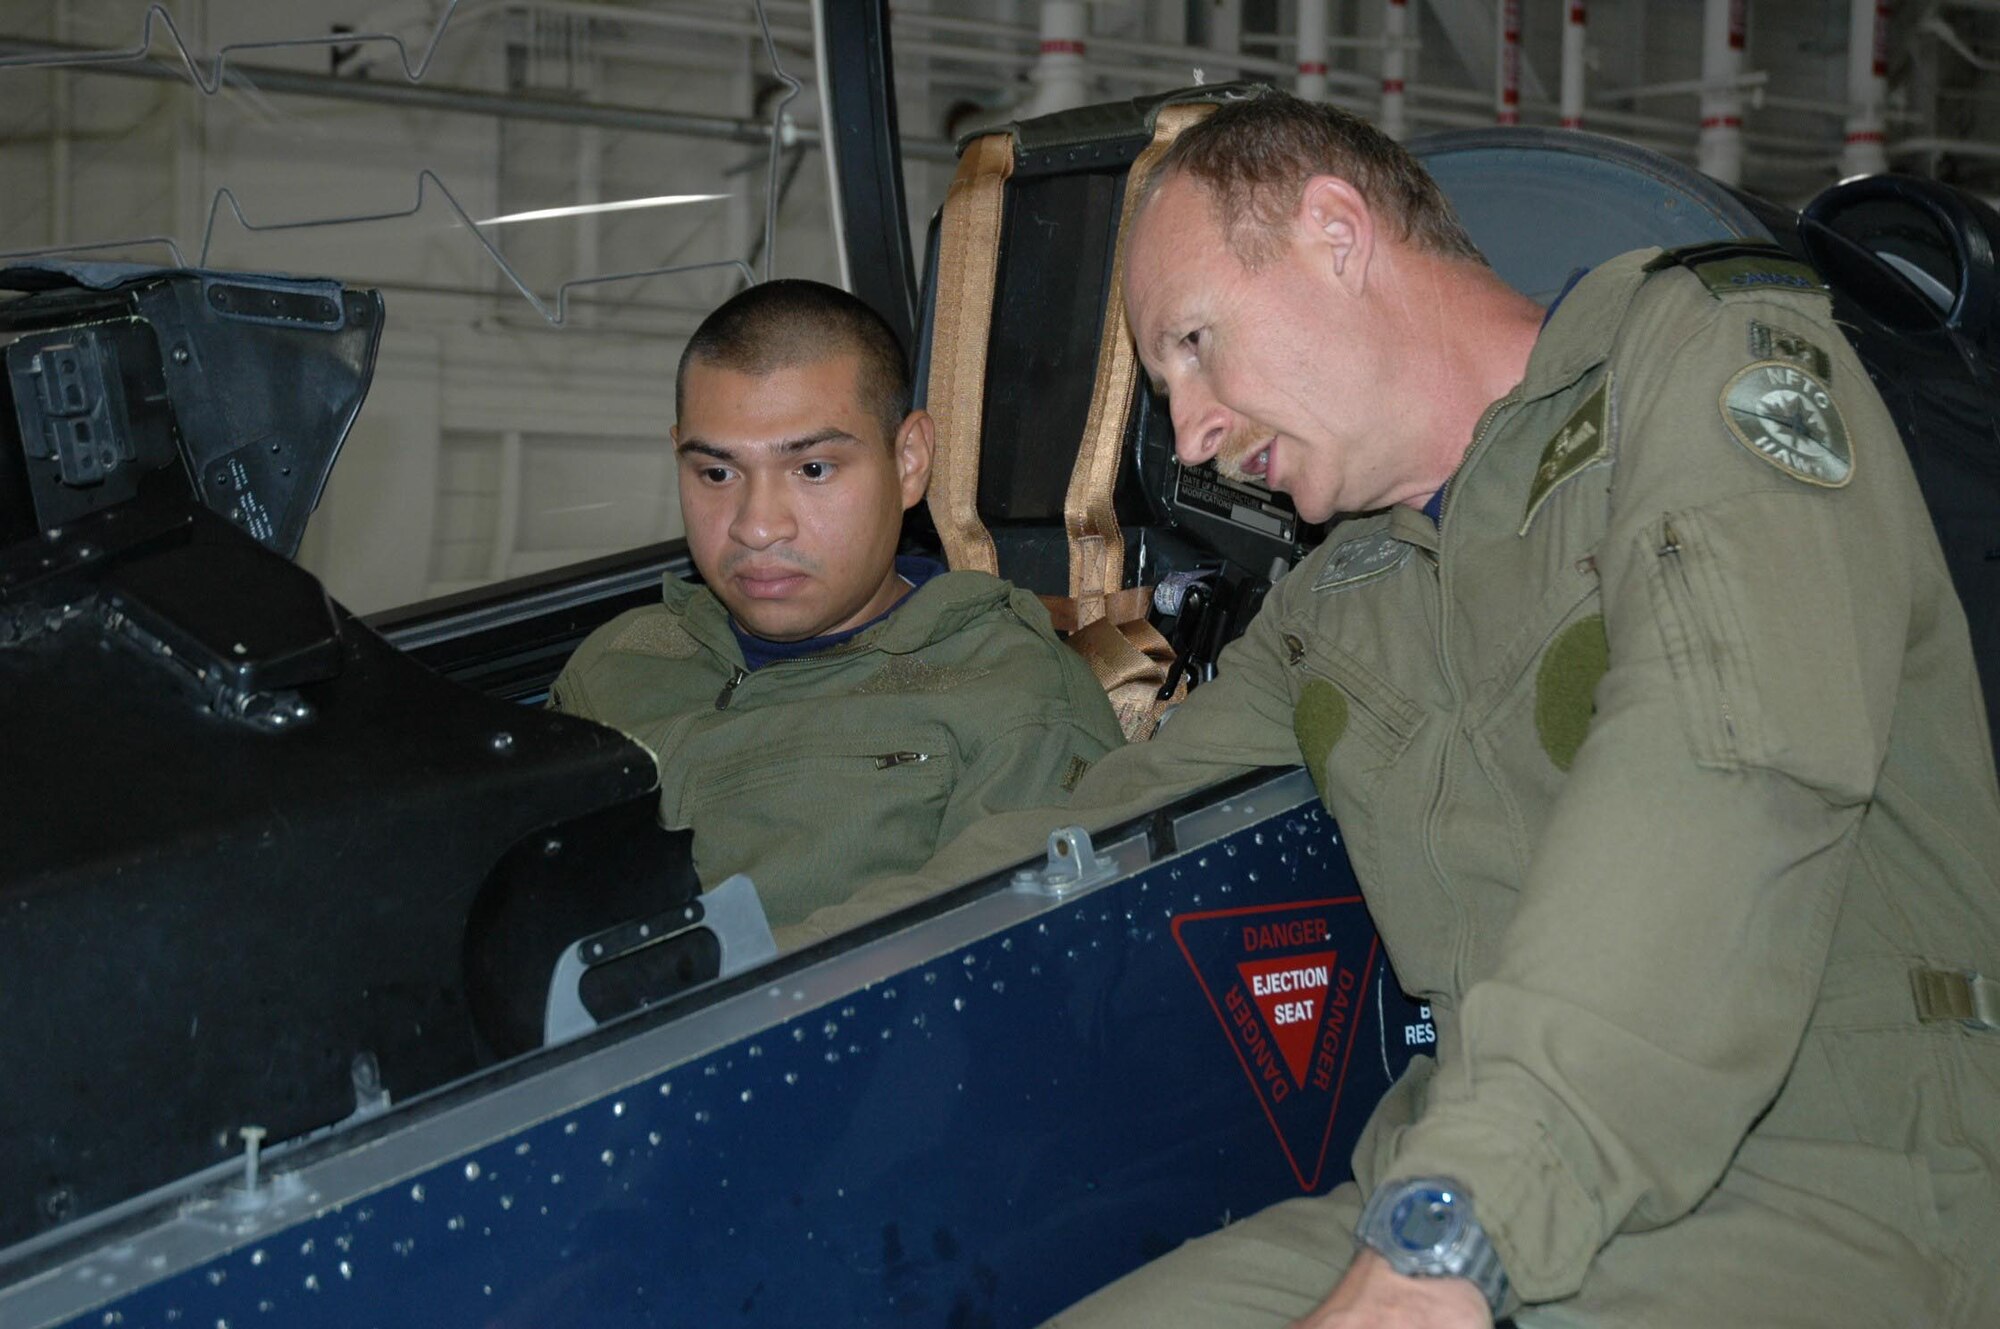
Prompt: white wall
<box><xmin>0</xmin><ymin>0</ymin><xmax>845</xmax><ymax>614</ymax></box>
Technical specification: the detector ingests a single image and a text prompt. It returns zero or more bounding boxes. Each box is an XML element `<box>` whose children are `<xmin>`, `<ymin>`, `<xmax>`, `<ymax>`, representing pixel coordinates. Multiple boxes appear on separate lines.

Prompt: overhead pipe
<box><xmin>1841</xmin><ymin>0</ymin><xmax>1890</xmax><ymax>177</ymax></box>
<box><xmin>1296</xmin><ymin>0</ymin><xmax>1328</xmax><ymax>102</ymax></box>
<box><xmin>1381</xmin><ymin>0</ymin><xmax>1409</xmax><ymax>139</ymax></box>
<box><xmin>1561</xmin><ymin>3</ymin><xmax>1587</xmax><ymax>128</ymax></box>
<box><xmin>1207</xmin><ymin>0</ymin><xmax>1244</xmax><ymax>84</ymax></box>
<box><xmin>49</xmin><ymin>6</ymin><xmax>71</xmax><ymax>244</ymax></box>
<box><xmin>1891</xmin><ymin>136</ymin><xmax>2000</xmax><ymax>160</ymax></box>
<box><xmin>0</xmin><ymin>29</ymin><xmax>974</xmax><ymax>160</ymax></box>
<box><xmin>1698</xmin><ymin>0</ymin><xmax>1746</xmax><ymax>184</ymax></box>
<box><xmin>1496</xmin><ymin>0</ymin><xmax>1522</xmax><ymax>125</ymax></box>
<box><xmin>1</xmin><ymin>3</ymin><xmax>1845</xmax><ymax>179</ymax></box>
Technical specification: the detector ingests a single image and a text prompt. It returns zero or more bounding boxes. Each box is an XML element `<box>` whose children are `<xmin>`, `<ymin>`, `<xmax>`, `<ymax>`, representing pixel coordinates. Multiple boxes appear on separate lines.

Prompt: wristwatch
<box><xmin>1354</xmin><ymin>1176</ymin><xmax>1511</xmax><ymax>1316</ymax></box>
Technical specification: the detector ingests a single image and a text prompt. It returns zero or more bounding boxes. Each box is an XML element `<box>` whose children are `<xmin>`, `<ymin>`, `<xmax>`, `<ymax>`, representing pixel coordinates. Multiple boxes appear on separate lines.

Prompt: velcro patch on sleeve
<box><xmin>1534</xmin><ymin>614</ymin><xmax>1609</xmax><ymax>771</ymax></box>
<box><xmin>1520</xmin><ymin>376</ymin><xmax>1611</xmax><ymax>536</ymax></box>
<box><xmin>1748</xmin><ymin>321</ymin><xmax>1832</xmax><ymax>380</ymax></box>
<box><xmin>1292</xmin><ymin>679</ymin><xmax>1348</xmax><ymax>800</ymax></box>
<box><xmin>1312</xmin><ymin>533</ymin><xmax>1410</xmax><ymax>594</ymax></box>
<box><xmin>609</xmin><ymin>614</ymin><xmax>701</xmax><ymax>660</ymax></box>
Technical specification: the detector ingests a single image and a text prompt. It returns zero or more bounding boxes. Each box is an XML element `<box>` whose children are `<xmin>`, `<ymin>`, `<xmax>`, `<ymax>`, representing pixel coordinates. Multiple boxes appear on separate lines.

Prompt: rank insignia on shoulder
<box><xmin>1749</xmin><ymin>321</ymin><xmax>1832</xmax><ymax>380</ymax></box>
<box><xmin>1645</xmin><ymin>241</ymin><xmax>1828</xmax><ymax>300</ymax></box>
<box><xmin>1313</xmin><ymin>532</ymin><xmax>1410</xmax><ymax>593</ymax></box>
<box><xmin>1521</xmin><ymin>375</ymin><xmax>1612</xmax><ymax>536</ymax></box>
<box><xmin>1720</xmin><ymin>360</ymin><xmax>1854</xmax><ymax>488</ymax></box>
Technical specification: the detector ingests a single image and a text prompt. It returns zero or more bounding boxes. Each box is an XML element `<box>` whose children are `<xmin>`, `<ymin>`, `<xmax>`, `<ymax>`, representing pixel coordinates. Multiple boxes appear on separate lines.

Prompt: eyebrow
<box><xmin>675</xmin><ymin>427</ymin><xmax>861</xmax><ymax>462</ymax></box>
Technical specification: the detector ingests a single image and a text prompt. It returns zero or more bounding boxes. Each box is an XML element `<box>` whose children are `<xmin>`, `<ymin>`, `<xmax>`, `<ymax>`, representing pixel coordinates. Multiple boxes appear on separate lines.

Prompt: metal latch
<box><xmin>1010</xmin><ymin>826</ymin><xmax>1117</xmax><ymax>899</ymax></box>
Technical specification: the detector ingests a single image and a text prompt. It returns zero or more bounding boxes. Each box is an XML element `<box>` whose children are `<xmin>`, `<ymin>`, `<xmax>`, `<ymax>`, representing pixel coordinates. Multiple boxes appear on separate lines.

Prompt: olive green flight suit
<box><xmin>549</xmin><ymin>570</ymin><xmax>1124</xmax><ymax>931</ymax></box>
<box><xmin>1027</xmin><ymin>249</ymin><xmax>2000</xmax><ymax>1326</ymax></box>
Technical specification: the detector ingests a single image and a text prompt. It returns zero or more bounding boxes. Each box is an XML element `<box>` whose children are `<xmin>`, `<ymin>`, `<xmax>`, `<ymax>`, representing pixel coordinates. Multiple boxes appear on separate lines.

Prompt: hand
<box><xmin>1289</xmin><ymin>1248</ymin><xmax>1493</xmax><ymax>1329</ymax></box>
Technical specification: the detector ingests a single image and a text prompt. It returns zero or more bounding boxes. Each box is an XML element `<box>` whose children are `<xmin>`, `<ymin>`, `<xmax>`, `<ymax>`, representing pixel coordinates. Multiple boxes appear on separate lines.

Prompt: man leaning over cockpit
<box><xmin>548</xmin><ymin>279</ymin><xmax>1124</xmax><ymax>931</ymax></box>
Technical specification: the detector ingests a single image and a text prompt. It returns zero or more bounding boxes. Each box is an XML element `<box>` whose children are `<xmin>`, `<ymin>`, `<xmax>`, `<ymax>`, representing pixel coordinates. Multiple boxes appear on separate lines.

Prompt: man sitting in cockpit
<box><xmin>549</xmin><ymin>279</ymin><xmax>1124</xmax><ymax>931</ymax></box>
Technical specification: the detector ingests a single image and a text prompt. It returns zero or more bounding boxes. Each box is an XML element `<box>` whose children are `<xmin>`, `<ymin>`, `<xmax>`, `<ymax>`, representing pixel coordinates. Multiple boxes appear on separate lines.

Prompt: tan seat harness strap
<box><xmin>1046</xmin><ymin>102</ymin><xmax>1213</xmax><ymax>741</ymax></box>
<box><xmin>1060</xmin><ymin>101</ymin><xmax>1213</xmax><ymax>622</ymax></box>
<box><xmin>922</xmin><ymin>132</ymin><xmax>1015</xmax><ymax>577</ymax></box>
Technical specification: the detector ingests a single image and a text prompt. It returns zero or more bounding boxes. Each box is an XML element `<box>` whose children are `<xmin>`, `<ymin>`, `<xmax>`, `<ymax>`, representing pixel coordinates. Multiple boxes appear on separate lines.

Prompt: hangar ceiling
<box><xmin>0</xmin><ymin>0</ymin><xmax>1994</xmax><ymax>614</ymax></box>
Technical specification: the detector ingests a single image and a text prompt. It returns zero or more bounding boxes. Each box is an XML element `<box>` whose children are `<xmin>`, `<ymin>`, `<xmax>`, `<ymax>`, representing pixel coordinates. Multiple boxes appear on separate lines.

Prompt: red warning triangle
<box><xmin>1236</xmin><ymin>951</ymin><xmax>1336</xmax><ymax>1086</ymax></box>
<box><xmin>1175</xmin><ymin>898</ymin><xmax>1384</xmax><ymax>1192</ymax></box>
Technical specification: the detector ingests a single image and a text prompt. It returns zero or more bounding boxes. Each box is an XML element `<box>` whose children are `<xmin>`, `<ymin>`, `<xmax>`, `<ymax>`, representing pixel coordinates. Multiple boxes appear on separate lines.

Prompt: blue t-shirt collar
<box><xmin>729</xmin><ymin>554</ymin><xmax>947</xmax><ymax>671</ymax></box>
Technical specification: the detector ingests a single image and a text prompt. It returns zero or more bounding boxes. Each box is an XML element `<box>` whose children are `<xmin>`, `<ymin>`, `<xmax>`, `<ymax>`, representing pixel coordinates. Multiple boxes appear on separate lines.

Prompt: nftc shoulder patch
<box><xmin>1313</xmin><ymin>532</ymin><xmax>1410</xmax><ymax>594</ymax></box>
<box><xmin>1720</xmin><ymin>360</ymin><xmax>1854</xmax><ymax>487</ymax></box>
<box><xmin>1520</xmin><ymin>376</ymin><xmax>1611</xmax><ymax>535</ymax></box>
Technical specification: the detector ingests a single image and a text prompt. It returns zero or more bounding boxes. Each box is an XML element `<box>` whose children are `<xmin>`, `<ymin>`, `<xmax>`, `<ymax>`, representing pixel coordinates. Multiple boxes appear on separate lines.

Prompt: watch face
<box><xmin>1721</xmin><ymin>361</ymin><xmax>1853</xmax><ymax>488</ymax></box>
<box><xmin>1388</xmin><ymin>1185</ymin><xmax>1465</xmax><ymax>1254</ymax></box>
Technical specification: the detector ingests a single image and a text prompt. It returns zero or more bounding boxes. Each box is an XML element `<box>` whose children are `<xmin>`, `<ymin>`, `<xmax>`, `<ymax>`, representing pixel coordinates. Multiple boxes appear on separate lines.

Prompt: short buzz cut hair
<box><xmin>676</xmin><ymin>279</ymin><xmax>913</xmax><ymax>443</ymax></box>
<box><xmin>1139</xmin><ymin>94</ymin><xmax>1486</xmax><ymax>268</ymax></box>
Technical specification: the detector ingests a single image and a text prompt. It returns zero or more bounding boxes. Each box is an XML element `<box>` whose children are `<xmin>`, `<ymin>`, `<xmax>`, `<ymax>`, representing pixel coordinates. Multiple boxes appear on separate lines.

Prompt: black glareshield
<box><xmin>0</xmin><ymin>265</ymin><xmax>382</xmax><ymax>557</ymax></box>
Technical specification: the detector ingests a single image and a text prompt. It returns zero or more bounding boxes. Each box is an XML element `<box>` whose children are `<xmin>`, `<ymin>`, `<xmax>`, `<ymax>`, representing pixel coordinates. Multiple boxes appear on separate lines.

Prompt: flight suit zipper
<box><xmin>714</xmin><ymin>666</ymin><xmax>748</xmax><ymax>710</ymax></box>
<box><xmin>873</xmin><ymin>751</ymin><xmax>931</xmax><ymax>769</ymax></box>
<box><xmin>1424</xmin><ymin>388</ymin><xmax>1522</xmax><ymax>994</ymax></box>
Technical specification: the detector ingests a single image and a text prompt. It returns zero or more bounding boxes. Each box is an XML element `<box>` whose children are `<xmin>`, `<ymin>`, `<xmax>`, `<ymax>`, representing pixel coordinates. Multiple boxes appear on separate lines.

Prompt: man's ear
<box><xmin>670</xmin><ymin>422</ymin><xmax>681</xmax><ymax>448</ymax></box>
<box><xmin>1299</xmin><ymin>175</ymin><xmax>1374</xmax><ymax>295</ymax></box>
<box><xmin>894</xmin><ymin>409</ymin><xmax>934</xmax><ymax>511</ymax></box>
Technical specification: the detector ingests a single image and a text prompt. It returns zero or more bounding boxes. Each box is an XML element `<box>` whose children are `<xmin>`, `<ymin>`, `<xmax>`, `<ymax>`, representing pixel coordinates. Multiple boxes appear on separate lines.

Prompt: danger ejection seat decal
<box><xmin>1172</xmin><ymin>898</ymin><xmax>1380</xmax><ymax>1192</ymax></box>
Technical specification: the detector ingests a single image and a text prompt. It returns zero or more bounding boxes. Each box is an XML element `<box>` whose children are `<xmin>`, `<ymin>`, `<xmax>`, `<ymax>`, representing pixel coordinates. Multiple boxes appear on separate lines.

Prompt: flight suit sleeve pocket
<box><xmin>1638</xmin><ymin>499</ymin><xmax>1879</xmax><ymax>797</ymax></box>
<box><xmin>1289</xmin><ymin>634</ymin><xmax>1423</xmax><ymax>767</ymax></box>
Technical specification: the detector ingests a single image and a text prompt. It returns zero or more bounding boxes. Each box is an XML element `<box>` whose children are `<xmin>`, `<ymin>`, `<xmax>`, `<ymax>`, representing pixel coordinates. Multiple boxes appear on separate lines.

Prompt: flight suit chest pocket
<box><xmin>672</xmin><ymin>722</ymin><xmax>959</xmax><ymax>883</ymax></box>
<box><xmin>682</xmin><ymin>722</ymin><xmax>955</xmax><ymax>809</ymax></box>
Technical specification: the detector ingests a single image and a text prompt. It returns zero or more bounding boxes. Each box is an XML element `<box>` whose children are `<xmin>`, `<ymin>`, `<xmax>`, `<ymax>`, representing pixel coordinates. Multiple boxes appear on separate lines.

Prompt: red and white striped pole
<box><xmin>1023</xmin><ymin>1</ymin><xmax>1089</xmax><ymax>118</ymax></box>
<box><xmin>1561</xmin><ymin>3</ymin><xmax>1588</xmax><ymax>129</ymax></box>
<box><xmin>1842</xmin><ymin>0</ymin><xmax>1890</xmax><ymax>177</ymax></box>
<box><xmin>1698</xmin><ymin>0</ymin><xmax>1745</xmax><ymax>184</ymax></box>
<box><xmin>1380</xmin><ymin>0</ymin><xmax>1408</xmax><ymax>139</ymax></box>
<box><xmin>1496</xmin><ymin>0</ymin><xmax>1522</xmax><ymax>126</ymax></box>
<box><xmin>1297</xmin><ymin>0</ymin><xmax>1328</xmax><ymax>101</ymax></box>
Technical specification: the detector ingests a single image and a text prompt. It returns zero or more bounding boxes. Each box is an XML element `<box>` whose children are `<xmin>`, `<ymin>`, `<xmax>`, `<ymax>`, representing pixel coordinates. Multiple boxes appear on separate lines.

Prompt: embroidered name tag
<box><xmin>1520</xmin><ymin>377</ymin><xmax>1611</xmax><ymax>536</ymax></box>
<box><xmin>1313</xmin><ymin>532</ymin><xmax>1410</xmax><ymax>593</ymax></box>
<box><xmin>1686</xmin><ymin>254</ymin><xmax>1828</xmax><ymax>298</ymax></box>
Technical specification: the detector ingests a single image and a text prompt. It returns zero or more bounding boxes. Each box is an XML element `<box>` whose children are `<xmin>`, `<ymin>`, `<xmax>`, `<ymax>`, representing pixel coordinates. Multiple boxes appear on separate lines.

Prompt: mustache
<box><xmin>719</xmin><ymin>547</ymin><xmax>820</xmax><ymax>578</ymax></box>
<box><xmin>1213</xmin><ymin>422</ymin><xmax>1275</xmax><ymax>483</ymax></box>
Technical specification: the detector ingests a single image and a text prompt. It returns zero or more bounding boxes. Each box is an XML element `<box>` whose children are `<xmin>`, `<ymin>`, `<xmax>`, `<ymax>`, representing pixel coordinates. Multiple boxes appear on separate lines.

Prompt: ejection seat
<box><xmin>911</xmin><ymin>85</ymin><xmax>1334</xmax><ymax>742</ymax></box>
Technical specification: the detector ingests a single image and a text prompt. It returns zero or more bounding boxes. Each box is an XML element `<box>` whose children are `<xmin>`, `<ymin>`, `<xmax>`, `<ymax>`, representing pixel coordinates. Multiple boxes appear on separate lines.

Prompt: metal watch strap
<box><xmin>1356</xmin><ymin>1177</ymin><xmax>1512</xmax><ymax>1316</ymax></box>
<box><xmin>1449</xmin><ymin>1225</ymin><xmax>1510</xmax><ymax>1316</ymax></box>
